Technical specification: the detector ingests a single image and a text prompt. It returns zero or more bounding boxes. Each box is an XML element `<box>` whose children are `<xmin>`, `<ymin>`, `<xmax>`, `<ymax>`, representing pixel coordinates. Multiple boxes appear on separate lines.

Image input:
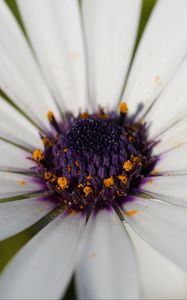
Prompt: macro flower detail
<box><xmin>1</xmin><ymin>0</ymin><xmax>187</xmax><ymax>299</ymax></box>
<box><xmin>32</xmin><ymin>105</ymin><xmax>156</xmax><ymax>212</ymax></box>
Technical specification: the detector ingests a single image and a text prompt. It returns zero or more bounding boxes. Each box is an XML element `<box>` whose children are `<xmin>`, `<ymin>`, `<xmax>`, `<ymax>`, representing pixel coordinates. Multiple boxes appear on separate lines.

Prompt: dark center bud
<box><xmin>66</xmin><ymin>119</ymin><xmax>121</xmax><ymax>155</ymax></box>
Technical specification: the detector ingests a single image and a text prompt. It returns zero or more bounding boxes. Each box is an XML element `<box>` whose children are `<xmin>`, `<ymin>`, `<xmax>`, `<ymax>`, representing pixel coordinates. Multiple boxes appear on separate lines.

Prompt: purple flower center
<box><xmin>32</xmin><ymin>105</ymin><xmax>156</xmax><ymax>213</ymax></box>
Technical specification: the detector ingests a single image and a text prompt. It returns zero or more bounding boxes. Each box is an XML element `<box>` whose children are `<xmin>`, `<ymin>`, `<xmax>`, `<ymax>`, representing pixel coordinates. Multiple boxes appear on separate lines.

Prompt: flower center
<box><xmin>67</xmin><ymin>119</ymin><xmax>121</xmax><ymax>154</ymax></box>
<box><xmin>32</xmin><ymin>104</ymin><xmax>156</xmax><ymax>213</ymax></box>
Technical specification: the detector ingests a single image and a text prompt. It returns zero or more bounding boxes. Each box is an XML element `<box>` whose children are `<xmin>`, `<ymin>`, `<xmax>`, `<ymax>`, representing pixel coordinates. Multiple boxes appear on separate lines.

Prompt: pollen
<box><xmin>57</xmin><ymin>177</ymin><xmax>69</xmax><ymax>190</ymax></box>
<box><xmin>63</xmin><ymin>148</ymin><xmax>68</xmax><ymax>153</ymax></box>
<box><xmin>123</xmin><ymin>160</ymin><xmax>133</xmax><ymax>172</ymax></box>
<box><xmin>32</xmin><ymin>149</ymin><xmax>44</xmax><ymax>161</ymax></box>
<box><xmin>103</xmin><ymin>177</ymin><xmax>114</xmax><ymax>188</ymax></box>
<box><xmin>118</xmin><ymin>175</ymin><xmax>128</xmax><ymax>185</ymax></box>
<box><xmin>119</xmin><ymin>102</ymin><xmax>128</xmax><ymax>114</ymax></box>
<box><xmin>42</xmin><ymin>137</ymin><xmax>52</xmax><ymax>147</ymax></box>
<box><xmin>80</xmin><ymin>112</ymin><xmax>89</xmax><ymax>119</ymax></box>
<box><xmin>44</xmin><ymin>171</ymin><xmax>52</xmax><ymax>180</ymax></box>
<box><xmin>83</xmin><ymin>186</ymin><xmax>92</xmax><ymax>197</ymax></box>
<box><xmin>47</xmin><ymin>111</ymin><xmax>54</xmax><ymax>122</ymax></box>
<box><xmin>125</xmin><ymin>210</ymin><xmax>139</xmax><ymax>217</ymax></box>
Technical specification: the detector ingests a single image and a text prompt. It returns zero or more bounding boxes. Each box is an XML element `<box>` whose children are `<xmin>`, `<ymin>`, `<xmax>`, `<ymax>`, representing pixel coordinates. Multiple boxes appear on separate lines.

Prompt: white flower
<box><xmin>0</xmin><ymin>0</ymin><xmax>187</xmax><ymax>299</ymax></box>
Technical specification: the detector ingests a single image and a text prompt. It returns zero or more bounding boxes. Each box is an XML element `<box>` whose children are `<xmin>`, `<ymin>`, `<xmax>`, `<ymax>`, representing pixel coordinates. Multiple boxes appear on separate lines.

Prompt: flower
<box><xmin>0</xmin><ymin>0</ymin><xmax>187</xmax><ymax>299</ymax></box>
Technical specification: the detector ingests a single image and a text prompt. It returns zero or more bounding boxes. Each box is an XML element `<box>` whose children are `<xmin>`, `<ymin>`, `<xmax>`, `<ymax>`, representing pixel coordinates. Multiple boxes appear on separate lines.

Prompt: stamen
<box><xmin>57</xmin><ymin>177</ymin><xmax>69</xmax><ymax>190</ymax></box>
<box><xmin>103</xmin><ymin>177</ymin><xmax>114</xmax><ymax>188</ymax></box>
<box><xmin>32</xmin><ymin>149</ymin><xmax>44</xmax><ymax>162</ymax></box>
<box><xmin>119</xmin><ymin>102</ymin><xmax>128</xmax><ymax>114</ymax></box>
<box><xmin>123</xmin><ymin>160</ymin><xmax>133</xmax><ymax>172</ymax></box>
<box><xmin>33</xmin><ymin>106</ymin><xmax>156</xmax><ymax>213</ymax></box>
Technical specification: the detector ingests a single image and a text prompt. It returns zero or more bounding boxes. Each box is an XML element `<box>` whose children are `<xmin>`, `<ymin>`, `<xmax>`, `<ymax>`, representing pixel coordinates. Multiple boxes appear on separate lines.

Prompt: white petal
<box><xmin>123</xmin><ymin>0</ymin><xmax>187</xmax><ymax>118</ymax></box>
<box><xmin>82</xmin><ymin>0</ymin><xmax>141</xmax><ymax>110</ymax></box>
<box><xmin>152</xmin><ymin>116</ymin><xmax>187</xmax><ymax>155</ymax></box>
<box><xmin>154</xmin><ymin>143</ymin><xmax>187</xmax><ymax>174</ymax></box>
<box><xmin>18</xmin><ymin>0</ymin><xmax>88</xmax><ymax>114</ymax></box>
<box><xmin>0</xmin><ymin>197</ymin><xmax>53</xmax><ymax>240</ymax></box>
<box><xmin>0</xmin><ymin>1</ymin><xmax>60</xmax><ymax>130</ymax></box>
<box><xmin>123</xmin><ymin>196</ymin><xmax>187</xmax><ymax>272</ymax></box>
<box><xmin>76</xmin><ymin>209</ymin><xmax>140</xmax><ymax>299</ymax></box>
<box><xmin>0</xmin><ymin>97</ymin><xmax>42</xmax><ymax>148</ymax></box>
<box><xmin>0</xmin><ymin>172</ymin><xmax>42</xmax><ymax>199</ymax></box>
<box><xmin>0</xmin><ymin>139</ymin><xmax>35</xmax><ymax>171</ymax></box>
<box><xmin>0</xmin><ymin>213</ymin><xmax>85</xmax><ymax>299</ymax></box>
<box><xmin>140</xmin><ymin>175</ymin><xmax>187</xmax><ymax>207</ymax></box>
<box><xmin>126</xmin><ymin>224</ymin><xmax>187</xmax><ymax>299</ymax></box>
<box><xmin>146</xmin><ymin>57</ymin><xmax>187</xmax><ymax>140</ymax></box>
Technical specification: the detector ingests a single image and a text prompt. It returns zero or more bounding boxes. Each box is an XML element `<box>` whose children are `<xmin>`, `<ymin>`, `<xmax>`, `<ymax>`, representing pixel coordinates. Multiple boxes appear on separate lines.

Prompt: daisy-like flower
<box><xmin>1</xmin><ymin>0</ymin><xmax>187</xmax><ymax>299</ymax></box>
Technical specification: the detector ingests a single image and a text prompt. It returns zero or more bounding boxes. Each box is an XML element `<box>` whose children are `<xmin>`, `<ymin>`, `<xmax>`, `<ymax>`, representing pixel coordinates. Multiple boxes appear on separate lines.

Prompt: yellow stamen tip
<box><xmin>119</xmin><ymin>102</ymin><xmax>128</xmax><ymax>114</ymax></box>
<box><xmin>118</xmin><ymin>175</ymin><xmax>128</xmax><ymax>185</ymax></box>
<box><xmin>103</xmin><ymin>177</ymin><xmax>114</xmax><ymax>188</ymax></box>
<box><xmin>42</xmin><ymin>137</ymin><xmax>52</xmax><ymax>147</ymax></box>
<box><xmin>123</xmin><ymin>160</ymin><xmax>133</xmax><ymax>172</ymax></box>
<box><xmin>80</xmin><ymin>112</ymin><xmax>89</xmax><ymax>119</ymax></box>
<box><xmin>83</xmin><ymin>186</ymin><xmax>92</xmax><ymax>197</ymax></box>
<box><xmin>47</xmin><ymin>111</ymin><xmax>54</xmax><ymax>122</ymax></box>
<box><xmin>32</xmin><ymin>149</ymin><xmax>44</xmax><ymax>161</ymax></box>
<box><xmin>57</xmin><ymin>177</ymin><xmax>69</xmax><ymax>190</ymax></box>
<box><xmin>63</xmin><ymin>148</ymin><xmax>68</xmax><ymax>153</ymax></box>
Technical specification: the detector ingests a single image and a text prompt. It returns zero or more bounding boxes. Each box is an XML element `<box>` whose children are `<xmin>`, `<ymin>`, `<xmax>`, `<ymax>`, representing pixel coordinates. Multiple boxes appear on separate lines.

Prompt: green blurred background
<box><xmin>0</xmin><ymin>0</ymin><xmax>156</xmax><ymax>298</ymax></box>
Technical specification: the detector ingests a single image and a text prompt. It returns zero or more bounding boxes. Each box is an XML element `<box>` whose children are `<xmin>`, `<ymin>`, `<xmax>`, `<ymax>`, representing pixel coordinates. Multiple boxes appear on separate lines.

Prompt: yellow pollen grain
<box><xmin>63</xmin><ymin>148</ymin><xmax>68</xmax><ymax>153</ymax></box>
<box><xmin>32</xmin><ymin>149</ymin><xmax>44</xmax><ymax>161</ymax></box>
<box><xmin>80</xmin><ymin>112</ymin><xmax>89</xmax><ymax>119</ymax></box>
<box><xmin>87</xmin><ymin>175</ymin><xmax>92</xmax><ymax>180</ymax></box>
<box><xmin>125</xmin><ymin>210</ymin><xmax>139</xmax><ymax>217</ymax></box>
<box><xmin>57</xmin><ymin>177</ymin><xmax>69</xmax><ymax>190</ymax></box>
<box><xmin>75</xmin><ymin>161</ymin><xmax>79</xmax><ymax>167</ymax></box>
<box><xmin>78</xmin><ymin>183</ymin><xmax>84</xmax><ymax>189</ymax></box>
<box><xmin>66</xmin><ymin>165</ymin><xmax>71</xmax><ymax>173</ymax></box>
<box><xmin>132</xmin><ymin>156</ymin><xmax>141</xmax><ymax>164</ymax></box>
<box><xmin>119</xmin><ymin>102</ymin><xmax>128</xmax><ymax>114</ymax></box>
<box><xmin>123</xmin><ymin>160</ymin><xmax>133</xmax><ymax>172</ymax></box>
<box><xmin>83</xmin><ymin>186</ymin><xmax>92</xmax><ymax>197</ymax></box>
<box><xmin>118</xmin><ymin>175</ymin><xmax>128</xmax><ymax>185</ymax></box>
<box><xmin>42</xmin><ymin>137</ymin><xmax>52</xmax><ymax>147</ymax></box>
<box><xmin>17</xmin><ymin>179</ymin><xmax>26</xmax><ymax>186</ymax></box>
<box><xmin>103</xmin><ymin>177</ymin><xmax>114</xmax><ymax>188</ymax></box>
<box><xmin>47</xmin><ymin>111</ymin><xmax>54</xmax><ymax>122</ymax></box>
<box><xmin>44</xmin><ymin>172</ymin><xmax>52</xmax><ymax>180</ymax></box>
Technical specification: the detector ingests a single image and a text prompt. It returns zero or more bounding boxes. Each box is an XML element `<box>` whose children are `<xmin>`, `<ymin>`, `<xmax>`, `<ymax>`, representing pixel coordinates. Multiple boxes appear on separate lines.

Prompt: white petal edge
<box><xmin>154</xmin><ymin>143</ymin><xmax>187</xmax><ymax>174</ymax></box>
<box><xmin>75</xmin><ymin>209</ymin><xmax>140</xmax><ymax>299</ymax></box>
<box><xmin>122</xmin><ymin>196</ymin><xmax>187</xmax><ymax>272</ymax></box>
<box><xmin>146</xmin><ymin>57</ymin><xmax>187</xmax><ymax>140</ymax></box>
<box><xmin>152</xmin><ymin>116</ymin><xmax>187</xmax><ymax>156</ymax></box>
<box><xmin>0</xmin><ymin>197</ymin><xmax>54</xmax><ymax>240</ymax></box>
<box><xmin>0</xmin><ymin>0</ymin><xmax>60</xmax><ymax>130</ymax></box>
<box><xmin>0</xmin><ymin>172</ymin><xmax>42</xmax><ymax>199</ymax></box>
<box><xmin>0</xmin><ymin>213</ymin><xmax>86</xmax><ymax>299</ymax></box>
<box><xmin>0</xmin><ymin>97</ymin><xmax>42</xmax><ymax>148</ymax></box>
<box><xmin>123</xmin><ymin>0</ymin><xmax>187</xmax><ymax>118</ymax></box>
<box><xmin>82</xmin><ymin>0</ymin><xmax>141</xmax><ymax>110</ymax></box>
<box><xmin>140</xmin><ymin>175</ymin><xmax>187</xmax><ymax>208</ymax></box>
<box><xmin>126</xmin><ymin>223</ymin><xmax>187</xmax><ymax>299</ymax></box>
<box><xmin>0</xmin><ymin>139</ymin><xmax>35</xmax><ymax>171</ymax></box>
<box><xmin>18</xmin><ymin>0</ymin><xmax>89</xmax><ymax>114</ymax></box>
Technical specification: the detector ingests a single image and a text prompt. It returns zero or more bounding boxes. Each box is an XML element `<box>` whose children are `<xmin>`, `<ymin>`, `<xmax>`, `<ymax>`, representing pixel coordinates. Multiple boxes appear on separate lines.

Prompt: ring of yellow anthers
<box><xmin>31</xmin><ymin>101</ymin><xmax>151</xmax><ymax>211</ymax></box>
